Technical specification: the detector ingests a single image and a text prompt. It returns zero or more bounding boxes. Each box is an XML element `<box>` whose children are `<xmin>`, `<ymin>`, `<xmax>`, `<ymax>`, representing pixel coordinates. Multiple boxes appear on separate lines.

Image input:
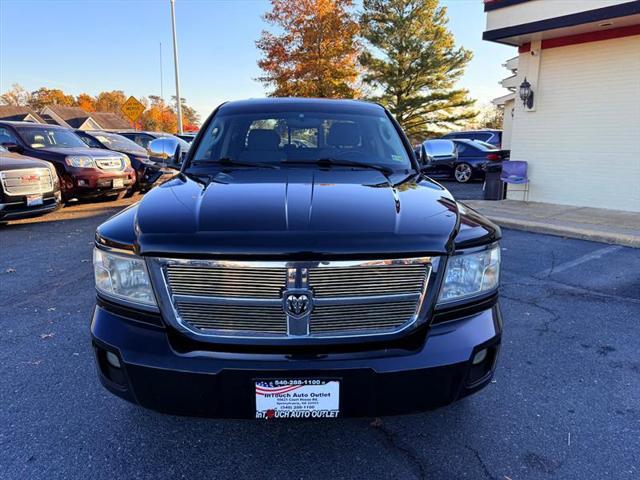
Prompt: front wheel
<box><xmin>454</xmin><ymin>163</ymin><xmax>472</xmax><ymax>183</ymax></box>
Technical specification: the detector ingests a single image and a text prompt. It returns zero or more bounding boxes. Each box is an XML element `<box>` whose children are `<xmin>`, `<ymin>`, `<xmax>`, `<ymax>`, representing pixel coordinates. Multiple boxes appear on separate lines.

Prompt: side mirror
<box><xmin>2</xmin><ymin>143</ymin><xmax>23</xmax><ymax>154</ymax></box>
<box><xmin>147</xmin><ymin>137</ymin><xmax>182</xmax><ymax>169</ymax></box>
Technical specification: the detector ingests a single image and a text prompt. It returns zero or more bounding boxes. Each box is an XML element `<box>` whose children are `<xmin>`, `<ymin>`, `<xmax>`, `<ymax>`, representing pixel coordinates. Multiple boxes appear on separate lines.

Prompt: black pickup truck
<box><xmin>91</xmin><ymin>98</ymin><xmax>502</xmax><ymax>419</ymax></box>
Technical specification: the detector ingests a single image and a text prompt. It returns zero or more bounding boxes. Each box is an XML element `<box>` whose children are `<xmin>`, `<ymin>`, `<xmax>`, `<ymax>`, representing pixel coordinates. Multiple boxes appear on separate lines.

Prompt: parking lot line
<box><xmin>536</xmin><ymin>245</ymin><xmax>622</xmax><ymax>277</ymax></box>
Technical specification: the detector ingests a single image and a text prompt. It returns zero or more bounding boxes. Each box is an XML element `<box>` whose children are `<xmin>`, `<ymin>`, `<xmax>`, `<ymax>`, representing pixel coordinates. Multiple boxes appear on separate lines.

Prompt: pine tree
<box><xmin>257</xmin><ymin>0</ymin><xmax>360</xmax><ymax>98</ymax></box>
<box><xmin>359</xmin><ymin>0</ymin><xmax>475</xmax><ymax>142</ymax></box>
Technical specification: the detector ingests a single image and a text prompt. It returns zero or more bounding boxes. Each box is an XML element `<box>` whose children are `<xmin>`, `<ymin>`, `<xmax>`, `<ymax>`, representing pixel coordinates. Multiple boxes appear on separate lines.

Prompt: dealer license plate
<box><xmin>26</xmin><ymin>194</ymin><xmax>43</xmax><ymax>206</ymax></box>
<box><xmin>255</xmin><ymin>379</ymin><xmax>340</xmax><ymax>419</ymax></box>
<box><xmin>112</xmin><ymin>178</ymin><xmax>124</xmax><ymax>188</ymax></box>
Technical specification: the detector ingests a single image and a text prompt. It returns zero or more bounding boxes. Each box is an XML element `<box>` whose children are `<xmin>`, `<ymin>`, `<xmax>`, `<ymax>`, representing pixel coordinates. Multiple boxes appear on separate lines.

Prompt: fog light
<box><xmin>78</xmin><ymin>179</ymin><xmax>89</xmax><ymax>186</ymax></box>
<box><xmin>106</xmin><ymin>351</ymin><xmax>121</xmax><ymax>368</ymax></box>
<box><xmin>472</xmin><ymin>348</ymin><xmax>488</xmax><ymax>365</ymax></box>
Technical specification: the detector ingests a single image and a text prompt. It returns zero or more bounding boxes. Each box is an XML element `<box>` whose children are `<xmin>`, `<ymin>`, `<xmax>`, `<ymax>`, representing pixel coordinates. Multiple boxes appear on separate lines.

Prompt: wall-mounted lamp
<box><xmin>519</xmin><ymin>77</ymin><xmax>534</xmax><ymax>109</ymax></box>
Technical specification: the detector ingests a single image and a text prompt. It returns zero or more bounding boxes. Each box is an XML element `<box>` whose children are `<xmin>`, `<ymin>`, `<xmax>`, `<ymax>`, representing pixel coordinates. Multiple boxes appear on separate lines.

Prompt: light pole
<box><xmin>170</xmin><ymin>0</ymin><xmax>183</xmax><ymax>134</ymax></box>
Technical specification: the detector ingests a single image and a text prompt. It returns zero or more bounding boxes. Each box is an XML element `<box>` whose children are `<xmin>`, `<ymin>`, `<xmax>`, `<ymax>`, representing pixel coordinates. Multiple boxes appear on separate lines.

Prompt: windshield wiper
<box><xmin>184</xmin><ymin>171</ymin><xmax>228</xmax><ymax>186</ymax></box>
<box><xmin>315</xmin><ymin>158</ymin><xmax>394</xmax><ymax>176</ymax></box>
<box><xmin>190</xmin><ymin>158</ymin><xmax>279</xmax><ymax>169</ymax></box>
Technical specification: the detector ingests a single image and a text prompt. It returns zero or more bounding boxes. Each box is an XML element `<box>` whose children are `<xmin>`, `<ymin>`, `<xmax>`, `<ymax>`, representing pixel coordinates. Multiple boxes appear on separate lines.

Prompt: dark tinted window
<box><xmin>192</xmin><ymin>109</ymin><xmax>412</xmax><ymax>169</ymax></box>
<box><xmin>15</xmin><ymin>126</ymin><xmax>87</xmax><ymax>149</ymax></box>
<box><xmin>0</xmin><ymin>126</ymin><xmax>19</xmax><ymax>145</ymax></box>
<box><xmin>77</xmin><ymin>133</ymin><xmax>102</xmax><ymax>148</ymax></box>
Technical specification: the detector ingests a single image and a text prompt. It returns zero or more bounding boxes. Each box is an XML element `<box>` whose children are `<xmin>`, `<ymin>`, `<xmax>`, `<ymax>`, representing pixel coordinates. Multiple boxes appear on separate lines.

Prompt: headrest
<box><xmin>327</xmin><ymin>123</ymin><xmax>360</xmax><ymax>147</ymax></box>
<box><xmin>247</xmin><ymin>129</ymin><xmax>280</xmax><ymax>150</ymax></box>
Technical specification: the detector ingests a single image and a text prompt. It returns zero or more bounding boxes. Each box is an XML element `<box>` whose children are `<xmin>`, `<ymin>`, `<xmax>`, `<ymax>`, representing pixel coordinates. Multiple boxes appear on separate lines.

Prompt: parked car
<box><xmin>91</xmin><ymin>98</ymin><xmax>502</xmax><ymax>419</ymax></box>
<box><xmin>0</xmin><ymin>145</ymin><xmax>60</xmax><ymax>221</ymax></box>
<box><xmin>441</xmin><ymin>129</ymin><xmax>503</xmax><ymax>149</ymax></box>
<box><xmin>0</xmin><ymin>122</ymin><xmax>135</xmax><ymax>203</ymax></box>
<box><xmin>422</xmin><ymin>139</ymin><xmax>508</xmax><ymax>183</ymax></box>
<box><xmin>115</xmin><ymin>130</ymin><xmax>191</xmax><ymax>152</ymax></box>
<box><xmin>74</xmin><ymin>130</ymin><xmax>174</xmax><ymax>194</ymax></box>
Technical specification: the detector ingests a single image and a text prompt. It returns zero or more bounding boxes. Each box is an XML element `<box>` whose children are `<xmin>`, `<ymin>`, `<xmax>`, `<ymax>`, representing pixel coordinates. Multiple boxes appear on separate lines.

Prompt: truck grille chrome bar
<box><xmin>0</xmin><ymin>168</ymin><xmax>53</xmax><ymax>196</ymax></box>
<box><xmin>149</xmin><ymin>257</ymin><xmax>433</xmax><ymax>340</ymax></box>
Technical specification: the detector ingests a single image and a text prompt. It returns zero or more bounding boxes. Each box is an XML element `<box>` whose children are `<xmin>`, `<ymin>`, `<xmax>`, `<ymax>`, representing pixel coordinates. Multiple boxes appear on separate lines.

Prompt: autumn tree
<box><xmin>257</xmin><ymin>0</ymin><xmax>360</xmax><ymax>98</ymax></box>
<box><xmin>140</xmin><ymin>96</ymin><xmax>177</xmax><ymax>132</ymax></box>
<box><xmin>77</xmin><ymin>93</ymin><xmax>96</xmax><ymax>112</ymax></box>
<box><xmin>359</xmin><ymin>0</ymin><xmax>476</xmax><ymax>142</ymax></box>
<box><xmin>94</xmin><ymin>90</ymin><xmax>127</xmax><ymax>114</ymax></box>
<box><xmin>171</xmin><ymin>95</ymin><xmax>201</xmax><ymax>131</ymax></box>
<box><xmin>0</xmin><ymin>83</ymin><xmax>31</xmax><ymax>106</ymax></box>
<box><xmin>476</xmin><ymin>104</ymin><xmax>504</xmax><ymax>130</ymax></box>
<box><xmin>30</xmin><ymin>87</ymin><xmax>76</xmax><ymax>110</ymax></box>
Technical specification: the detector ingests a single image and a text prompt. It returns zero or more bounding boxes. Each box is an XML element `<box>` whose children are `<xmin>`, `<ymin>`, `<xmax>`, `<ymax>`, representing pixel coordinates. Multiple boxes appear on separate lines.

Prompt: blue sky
<box><xmin>0</xmin><ymin>0</ymin><xmax>515</xmax><ymax>121</ymax></box>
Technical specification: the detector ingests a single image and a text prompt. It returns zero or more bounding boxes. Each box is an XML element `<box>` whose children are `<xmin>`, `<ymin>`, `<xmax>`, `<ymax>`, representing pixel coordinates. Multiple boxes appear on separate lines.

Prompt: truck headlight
<box><xmin>66</xmin><ymin>155</ymin><xmax>95</xmax><ymax>168</ymax></box>
<box><xmin>93</xmin><ymin>248</ymin><xmax>157</xmax><ymax>308</ymax></box>
<box><xmin>437</xmin><ymin>244</ymin><xmax>500</xmax><ymax>305</ymax></box>
<box><xmin>121</xmin><ymin>154</ymin><xmax>131</xmax><ymax>168</ymax></box>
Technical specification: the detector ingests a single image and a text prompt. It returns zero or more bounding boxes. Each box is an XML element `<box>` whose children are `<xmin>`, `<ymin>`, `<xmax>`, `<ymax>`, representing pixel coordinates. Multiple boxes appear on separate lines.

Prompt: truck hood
<box><xmin>0</xmin><ymin>152</ymin><xmax>54</xmax><ymax>170</ymax></box>
<box><xmin>99</xmin><ymin>168</ymin><xmax>463</xmax><ymax>258</ymax></box>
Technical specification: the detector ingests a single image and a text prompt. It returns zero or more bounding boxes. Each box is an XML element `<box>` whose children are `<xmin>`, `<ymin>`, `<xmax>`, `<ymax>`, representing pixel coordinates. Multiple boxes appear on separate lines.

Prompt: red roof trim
<box><xmin>541</xmin><ymin>24</ymin><xmax>640</xmax><ymax>49</ymax></box>
<box><xmin>515</xmin><ymin>25</ymin><xmax>639</xmax><ymax>55</ymax></box>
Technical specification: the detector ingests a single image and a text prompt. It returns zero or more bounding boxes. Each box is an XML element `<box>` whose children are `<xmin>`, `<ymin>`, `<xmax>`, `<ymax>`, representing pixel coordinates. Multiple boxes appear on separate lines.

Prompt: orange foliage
<box><xmin>140</xmin><ymin>97</ymin><xmax>177</xmax><ymax>132</ymax></box>
<box><xmin>257</xmin><ymin>0</ymin><xmax>360</xmax><ymax>98</ymax></box>
<box><xmin>30</xmin><ymin>88</ymin><xmax>76</xmax><ymax>110</ymax></box>
<box><xmin>77</xmin><ymin>93</ymin><xmax>96</xmax><ymax>112</ymax></box>
<box><xmin>94</xmin><ymin>90</ymin><xmax>127</xmax><ymax>114</ymax></box>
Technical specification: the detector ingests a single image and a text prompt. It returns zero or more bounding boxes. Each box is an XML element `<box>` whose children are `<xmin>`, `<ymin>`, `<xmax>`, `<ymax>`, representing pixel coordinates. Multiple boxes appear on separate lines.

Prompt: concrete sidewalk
<box><xmin>463</xmin><ymin>199</ymin><xmax>640</xmax><ymax>248</ymax></box>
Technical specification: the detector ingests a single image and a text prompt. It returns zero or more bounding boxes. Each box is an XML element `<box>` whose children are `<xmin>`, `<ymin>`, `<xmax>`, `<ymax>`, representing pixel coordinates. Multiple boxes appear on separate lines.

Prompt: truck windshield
<box><xmin>15</xmin><ymin>126</ymin><xmax>87</xmax><ymax>149</ymax></box>
<box><xmin>189</xmin><ymin>110</ymin><xmax>412</xmax><ymax>171</ymax></box>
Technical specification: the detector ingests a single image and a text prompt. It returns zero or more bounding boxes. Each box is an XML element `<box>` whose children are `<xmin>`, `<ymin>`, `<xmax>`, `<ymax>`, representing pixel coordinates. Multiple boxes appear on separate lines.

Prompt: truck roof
<box><xmin>218</xmin><ymin>97</ymin><xmax>385</xmax><ymax>115</ymax></box>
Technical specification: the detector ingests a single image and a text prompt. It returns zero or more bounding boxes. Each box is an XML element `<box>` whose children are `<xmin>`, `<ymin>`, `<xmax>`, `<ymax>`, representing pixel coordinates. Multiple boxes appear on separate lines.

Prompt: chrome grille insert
<box><xmin>310</xmin><ymin>300</ymin><xmax>418</xmax><ymax>335</ymax></box>
<box><xmin>166</xmin><ymin>265</ymin><xmax>287</xmax><ymax>298</ymax></box>
<box><xmin>176</xmin><ymin>302</ymin><xmax>287</xmax><ymax>335</ymax></box>
<box><xmin>151</xmin><ymin>257</ymin><xmax>433</xmax><ymax>340</ymax></box>
<box><xmin>95</xmin><ymin>157</ymin><xmax>124</xmax><ymax>170</ymax></box>
<box><xmin>308</xmin><ymin>264</ymin><xmax>426</xmax><ymax>297</ymax></box>
<box><xmin>0</xmin><ymin>168</ymin><xmax>53</xmax><ymax>196</ymax></box>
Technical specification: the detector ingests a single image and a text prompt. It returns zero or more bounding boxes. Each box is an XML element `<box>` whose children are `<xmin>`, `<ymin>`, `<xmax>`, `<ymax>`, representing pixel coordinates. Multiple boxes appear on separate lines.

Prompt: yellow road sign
<box><xmin>121</xmin><ymin>96</ymin><xmax>145</xmax><ymax>123</ymax></box>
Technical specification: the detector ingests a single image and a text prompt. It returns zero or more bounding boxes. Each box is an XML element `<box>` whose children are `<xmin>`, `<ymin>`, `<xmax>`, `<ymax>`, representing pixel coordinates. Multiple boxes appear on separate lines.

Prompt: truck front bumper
<box><xmin>91</xmin><ymin>303</ymin><xmax>502</xmax><ymax>418</ymax></box>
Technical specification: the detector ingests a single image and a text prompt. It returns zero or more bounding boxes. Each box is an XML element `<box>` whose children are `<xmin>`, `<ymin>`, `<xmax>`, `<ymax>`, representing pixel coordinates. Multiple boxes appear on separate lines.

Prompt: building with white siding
<box><xmin>484</xmin><ymin>0</ymin><xmax>640</xmax><ymax>212</ymax></box>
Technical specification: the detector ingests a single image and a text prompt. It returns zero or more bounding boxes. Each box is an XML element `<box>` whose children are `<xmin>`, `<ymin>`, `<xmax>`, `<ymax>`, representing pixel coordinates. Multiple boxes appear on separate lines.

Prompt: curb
<box><xmin>483</xmin><ymin>215</ymin><xmax>640</xmax><ymax>248</ymax></box>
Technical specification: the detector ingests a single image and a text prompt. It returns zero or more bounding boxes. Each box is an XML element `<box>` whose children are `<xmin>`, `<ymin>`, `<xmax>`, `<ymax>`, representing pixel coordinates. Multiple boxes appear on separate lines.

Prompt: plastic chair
<box><xmin>500</xmin><ymin>160</ymin><xmax>529</xmax><ymax>201</ymax></box>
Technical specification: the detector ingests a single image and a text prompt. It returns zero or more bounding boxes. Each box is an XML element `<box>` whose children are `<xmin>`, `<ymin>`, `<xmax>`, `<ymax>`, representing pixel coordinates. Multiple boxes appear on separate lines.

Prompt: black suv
<box><xmin>91</xmin><ymin>98</ymin><xmax>502</xmax><ymax>419</ymax></box>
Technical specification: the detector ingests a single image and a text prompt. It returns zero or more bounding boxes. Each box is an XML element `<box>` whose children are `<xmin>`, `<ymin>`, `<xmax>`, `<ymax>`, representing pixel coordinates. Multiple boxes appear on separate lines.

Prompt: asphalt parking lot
<box><xmin>1</xmin><ymin>193</ymin><xmax>639</xmax><ymax>480</ymax></box>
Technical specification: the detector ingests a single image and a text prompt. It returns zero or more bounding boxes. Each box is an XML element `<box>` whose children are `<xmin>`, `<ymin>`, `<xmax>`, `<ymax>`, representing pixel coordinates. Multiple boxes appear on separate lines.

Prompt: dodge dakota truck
<box><xmin>91</xmin><ymin>98</ymin><xmax>502</xmax><ymax>419</ymax></box>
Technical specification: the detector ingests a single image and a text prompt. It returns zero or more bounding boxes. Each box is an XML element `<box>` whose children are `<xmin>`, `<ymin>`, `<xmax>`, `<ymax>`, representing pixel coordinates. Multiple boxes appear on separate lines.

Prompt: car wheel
<box><xmin>454</xmin><ymin>163</ymin><xmax>472</xmax><ymax>183</ymax></box>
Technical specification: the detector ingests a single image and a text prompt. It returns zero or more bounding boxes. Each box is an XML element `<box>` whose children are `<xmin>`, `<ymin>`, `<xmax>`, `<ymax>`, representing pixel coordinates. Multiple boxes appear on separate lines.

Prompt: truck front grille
<box><xmin>0</xmin><ymin>168</ymin><xmax>54</xmax><ymax>196</ymax></box>
<box><xmin>152</xmin><ymin>258</ymin><xmax>432</xmax><ymax>340</ymax></box>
